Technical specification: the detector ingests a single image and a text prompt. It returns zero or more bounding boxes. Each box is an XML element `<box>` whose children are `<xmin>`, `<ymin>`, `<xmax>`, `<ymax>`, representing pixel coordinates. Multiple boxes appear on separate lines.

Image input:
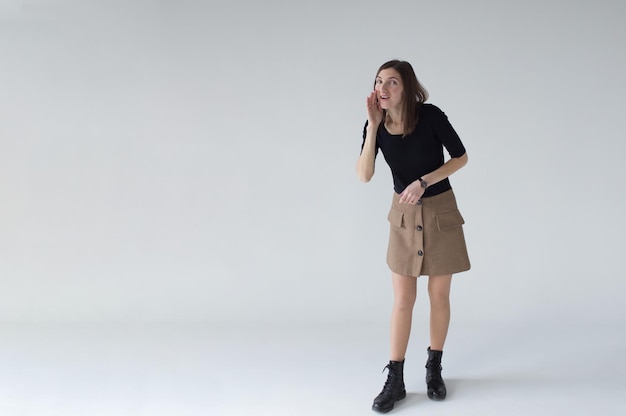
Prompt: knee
<box><xmin>394</xmin><ymin>293</ymin><xmax>417</xmax><ymax>312</ymax></box>
<box><xmin>428</xmin><ymin>291</ymin><xmax>450</xmax><ymax>308</ymax></box>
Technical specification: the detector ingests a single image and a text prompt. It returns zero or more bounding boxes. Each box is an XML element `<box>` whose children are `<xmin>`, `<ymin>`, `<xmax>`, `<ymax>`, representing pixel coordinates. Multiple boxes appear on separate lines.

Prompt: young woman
<box><xmin>356</xmin><ymin>60</ymin><xmax>470</xmax><ymax>413</ymax></box>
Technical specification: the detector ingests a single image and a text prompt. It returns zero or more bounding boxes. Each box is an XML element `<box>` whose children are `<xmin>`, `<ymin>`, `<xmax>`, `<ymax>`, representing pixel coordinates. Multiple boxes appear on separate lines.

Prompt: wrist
<box><xmin>367</xmin><ymin>121</ymin><xmax>381</xmax><ymax>130</ymax></box>
<box><xmin>418</xmin><ymin>177</ymin><xmax>428</xmax><ymax>189</ymax></box>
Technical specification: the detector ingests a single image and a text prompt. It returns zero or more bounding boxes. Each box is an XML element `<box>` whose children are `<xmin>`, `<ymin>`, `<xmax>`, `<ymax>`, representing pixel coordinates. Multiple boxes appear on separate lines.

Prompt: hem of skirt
<box><xmin>420</xmin><ymin>264</ymin><xmax>471</xmax><ymax>276</ymax></box>
<box><xmin>386</xmin><ymin>263</ymin><xmax>471</xmax><ymax>277</ymax></box>
<box><xmin>386</xmin><ymin>261</ymin><xmax>421</xmax><ymax>278</ymax></box>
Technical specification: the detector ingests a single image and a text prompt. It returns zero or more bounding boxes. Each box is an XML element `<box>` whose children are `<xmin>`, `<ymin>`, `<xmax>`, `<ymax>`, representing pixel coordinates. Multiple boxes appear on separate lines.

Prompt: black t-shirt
<box><xmin>361</xmin><ymin>103</ymin><xmax>466</xmax><ymax>197</ymax></box>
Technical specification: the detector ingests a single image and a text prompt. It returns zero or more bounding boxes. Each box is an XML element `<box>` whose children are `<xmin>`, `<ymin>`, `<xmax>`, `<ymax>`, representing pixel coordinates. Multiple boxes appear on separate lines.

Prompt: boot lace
<box><xmin>381</xmin><ymin>364</ymin><xmax>400</xmax><ymax>394</ymax></box>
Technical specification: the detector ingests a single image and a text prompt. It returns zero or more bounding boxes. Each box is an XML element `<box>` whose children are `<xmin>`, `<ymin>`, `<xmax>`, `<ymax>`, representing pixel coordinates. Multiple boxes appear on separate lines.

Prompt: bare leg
<box><xmin>374</xmin><ymin>276</ymin><xmax>412</xmax><ymax>414</ymax></box>
<box><xmin>390</xmin><ymin>272</ymin><xmax>417</xmax><ymax>361</ymax></box>
<box><xmin>427</xmin><ymin>274</ymin><xmax>452</xmax><ymax>351</ymax></box>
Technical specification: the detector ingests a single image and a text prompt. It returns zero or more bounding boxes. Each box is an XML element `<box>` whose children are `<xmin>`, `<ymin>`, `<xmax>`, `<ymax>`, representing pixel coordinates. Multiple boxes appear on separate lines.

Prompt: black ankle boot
<box><xmin>425</xmin><ymin>347</ymin><xmax>447</xmax><ymax>401</ymax></box>
<box><xmin>372</xmin><ymin>360</ymin><xmax>406</xmax><ymax>413</ymax></box>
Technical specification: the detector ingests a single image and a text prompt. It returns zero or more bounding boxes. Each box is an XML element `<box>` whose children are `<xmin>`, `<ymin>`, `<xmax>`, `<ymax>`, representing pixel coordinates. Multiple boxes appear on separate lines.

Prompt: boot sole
<box><xmin>427</xmin><ymin>391</ymin><xmax>446</xmax><ymax>401</ymax></box>
<box><xmin>371</xmin><ymin>390</ymin><xmax>407</xmax><ymax>413</ymax></box>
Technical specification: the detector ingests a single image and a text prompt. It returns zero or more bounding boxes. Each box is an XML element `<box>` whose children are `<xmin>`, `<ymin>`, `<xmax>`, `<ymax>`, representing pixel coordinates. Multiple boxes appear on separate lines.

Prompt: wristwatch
<box><xmin>419</xmin><ymin>178</ymin><xmax>428</xmax><ymax>189</ymax></box>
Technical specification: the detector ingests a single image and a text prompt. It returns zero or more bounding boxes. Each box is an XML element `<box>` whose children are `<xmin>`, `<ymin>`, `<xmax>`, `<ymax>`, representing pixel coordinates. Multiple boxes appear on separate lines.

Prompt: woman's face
<box><xmin>375</xmin><ymin>68</ymin><xmax>404</xmax><ymax>111</ymax></box>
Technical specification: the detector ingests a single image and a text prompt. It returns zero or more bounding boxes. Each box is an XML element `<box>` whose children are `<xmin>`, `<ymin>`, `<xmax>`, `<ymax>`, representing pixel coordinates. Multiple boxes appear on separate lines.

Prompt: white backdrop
<box><xmin>1</xmin><ymin>0</ymin><xmax>624</xmax><ymax>326</ymax></box>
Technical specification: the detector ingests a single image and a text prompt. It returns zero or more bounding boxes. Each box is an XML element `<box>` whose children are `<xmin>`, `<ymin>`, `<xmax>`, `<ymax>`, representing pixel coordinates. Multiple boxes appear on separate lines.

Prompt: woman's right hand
<box><xmin>366</xmin><ymin>91</ymin><xmax>383</xmax><ymax>128</ymax></box>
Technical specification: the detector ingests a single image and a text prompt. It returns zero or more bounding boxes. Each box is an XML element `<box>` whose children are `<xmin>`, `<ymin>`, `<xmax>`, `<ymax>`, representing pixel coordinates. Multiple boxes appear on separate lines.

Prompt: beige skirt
<box><xmin>386</xmin><ymin>189</ymin><xmax>470</xmax><ymax>277</ymax></box>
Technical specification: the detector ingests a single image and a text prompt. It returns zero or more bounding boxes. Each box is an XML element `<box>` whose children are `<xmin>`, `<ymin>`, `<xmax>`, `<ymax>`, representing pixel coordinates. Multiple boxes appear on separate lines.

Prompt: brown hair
<box><xmin>374</xmin><ymin>60</ymin><xmax>429</xmax><ymax>136</ymax></box>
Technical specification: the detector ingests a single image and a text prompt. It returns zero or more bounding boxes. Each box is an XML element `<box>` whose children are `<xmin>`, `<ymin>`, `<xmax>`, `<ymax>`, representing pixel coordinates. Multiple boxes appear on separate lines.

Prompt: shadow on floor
<box><xmin>384</xmin><ymin>375</ymin><xmax>549</xmax><ymax>413</ymax></box>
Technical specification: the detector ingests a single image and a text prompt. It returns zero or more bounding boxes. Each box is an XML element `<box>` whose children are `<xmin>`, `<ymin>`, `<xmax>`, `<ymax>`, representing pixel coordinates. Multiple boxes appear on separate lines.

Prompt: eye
<box><xmin>375</xmin><ymin>79</ymin><xmax>382</xmax><ymax>84</ymax></box>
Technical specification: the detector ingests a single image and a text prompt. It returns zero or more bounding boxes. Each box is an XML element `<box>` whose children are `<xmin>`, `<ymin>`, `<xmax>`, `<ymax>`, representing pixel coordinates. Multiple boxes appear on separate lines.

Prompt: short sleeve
<box><xmin>430</xmin><ymin>106</ymin><xmax>466</xmax><ymax>158</ymax></box>
<box><xmin>360</xmin><ymin>120</ymin><xmax>379</xmax><ymax>156</ymax></box>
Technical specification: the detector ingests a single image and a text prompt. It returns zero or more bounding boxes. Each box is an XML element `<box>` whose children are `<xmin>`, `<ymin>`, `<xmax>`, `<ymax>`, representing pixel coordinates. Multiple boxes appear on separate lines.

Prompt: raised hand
<box><xmin>366</xmin><ymin>90</ymin><xmax>383</xmax><ymax>128</ymax></box>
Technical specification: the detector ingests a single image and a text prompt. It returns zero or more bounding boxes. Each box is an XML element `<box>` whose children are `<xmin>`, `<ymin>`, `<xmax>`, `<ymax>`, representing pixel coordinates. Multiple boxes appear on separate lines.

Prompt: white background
<box><xmin>1</xmin><ymin>1</ymin><xmax>626</xmax><ymax>415</ymax></box>
<box><xmin>1</xmin><ymin>0</ymin><xmax>625</xmax><ymax>328</ymax></box>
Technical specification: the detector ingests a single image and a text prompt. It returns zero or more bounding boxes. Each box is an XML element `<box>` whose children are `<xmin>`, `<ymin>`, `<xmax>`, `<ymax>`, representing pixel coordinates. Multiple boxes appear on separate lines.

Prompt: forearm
<box><xmin>421</xmin><ymin>152</ymin><xmax>468</xmax><ymax>187</ymax></box>
<box><xmin>356</xmin><ymin>125</ymin><xmax>378</xmax><ymax>182</ymax></box>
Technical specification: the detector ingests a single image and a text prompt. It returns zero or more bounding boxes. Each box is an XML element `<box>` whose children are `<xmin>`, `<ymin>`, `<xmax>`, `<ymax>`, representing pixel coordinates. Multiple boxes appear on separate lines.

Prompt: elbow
<box><xmin>356</xmin><ymin>166</ymin><xmax>374</xmax><ymax>183</ymax></box>
<box><xmin>357</xmin><ymin>170</ymin><xmax>373</xmax><ymax>183</ymax></box>
<box><xmin>356</xmin><ymin>160</ymin><xmax>374</xmax><ymax>183</ymax></box>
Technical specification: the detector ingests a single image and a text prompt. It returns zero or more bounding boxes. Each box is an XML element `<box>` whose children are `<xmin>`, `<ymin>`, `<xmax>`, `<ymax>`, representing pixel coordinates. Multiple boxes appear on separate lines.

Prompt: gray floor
<box><xmin>0</xmin><ymin>321</ymin><xmax>623</xmax><ymax>415</ymax></box>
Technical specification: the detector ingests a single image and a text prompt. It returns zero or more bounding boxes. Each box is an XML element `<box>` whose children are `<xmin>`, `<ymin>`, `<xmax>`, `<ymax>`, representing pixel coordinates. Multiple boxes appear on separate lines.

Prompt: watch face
<box><xmin>421</xmin><ymin>181</ymin><xmax>428</xmax><ymax>188</ymax></box>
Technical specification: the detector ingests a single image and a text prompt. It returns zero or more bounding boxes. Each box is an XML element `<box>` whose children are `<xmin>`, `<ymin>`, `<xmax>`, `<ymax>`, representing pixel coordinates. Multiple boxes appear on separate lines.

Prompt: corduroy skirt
<box><xmin>386</xmin><ymin>189</ymin><xmax>470</xmax><ymax>277</ymax></box>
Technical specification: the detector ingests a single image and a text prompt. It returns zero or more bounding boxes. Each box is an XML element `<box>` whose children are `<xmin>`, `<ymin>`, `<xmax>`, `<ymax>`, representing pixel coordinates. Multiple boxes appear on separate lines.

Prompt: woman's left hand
<box><xmin>399</xmin><ymin>180</ymin><xmax>426</xmax><ymax>204</ymax></box>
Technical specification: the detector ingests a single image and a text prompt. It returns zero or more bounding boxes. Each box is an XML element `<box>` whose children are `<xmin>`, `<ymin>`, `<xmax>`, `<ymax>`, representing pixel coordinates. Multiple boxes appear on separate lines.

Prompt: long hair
<box><xmin>374</xmin><ymin>60</ymin><xmax>429</xmax><ymax>136</ymax></box>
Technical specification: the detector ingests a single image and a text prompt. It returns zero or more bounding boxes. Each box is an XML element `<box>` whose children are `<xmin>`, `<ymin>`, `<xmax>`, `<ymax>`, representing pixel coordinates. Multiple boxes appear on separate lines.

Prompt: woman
<box><xmin>356</xmin><ymin>60</ymin><xmax>470</xmax><ymax>413</ymax></box>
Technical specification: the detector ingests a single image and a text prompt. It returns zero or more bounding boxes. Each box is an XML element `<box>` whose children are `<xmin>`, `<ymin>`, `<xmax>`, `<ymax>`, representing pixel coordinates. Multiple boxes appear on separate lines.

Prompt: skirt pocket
<box><xmin>387</xmin><ymin>207</ymin><xmax>405</xmax><ymax>228</ymax></box>
<box><xmin>435</xmin><ymin>209</ymin><xmax>465</xmax><ymax>231</ymax></box>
